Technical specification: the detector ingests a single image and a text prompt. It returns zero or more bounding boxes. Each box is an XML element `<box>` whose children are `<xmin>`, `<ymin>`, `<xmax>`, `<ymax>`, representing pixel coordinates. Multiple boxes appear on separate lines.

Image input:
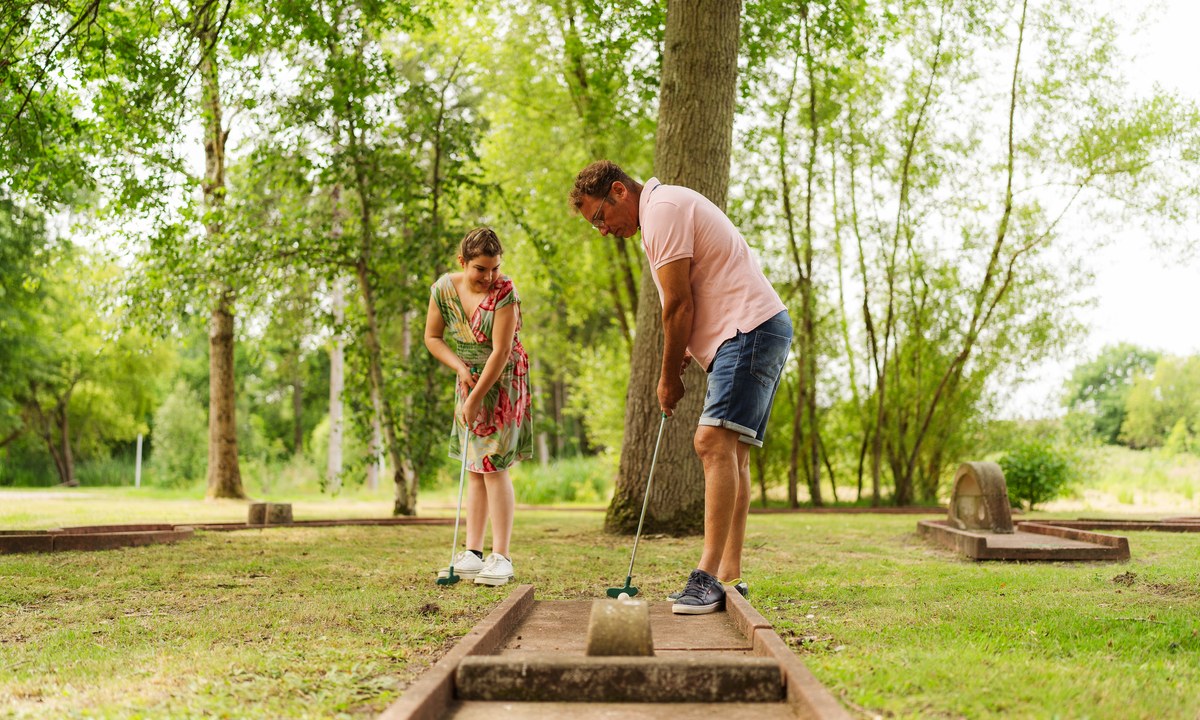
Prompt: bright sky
<box><xmin>1003</xmin><ymin>0</ymin><xmax>1200</xmax><ymax>418</ymax></box>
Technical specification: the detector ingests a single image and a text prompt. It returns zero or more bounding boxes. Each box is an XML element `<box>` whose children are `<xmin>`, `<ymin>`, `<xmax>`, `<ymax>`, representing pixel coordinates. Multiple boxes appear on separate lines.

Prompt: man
<box><xmin>571</xmin><ymin>160</ymin><xmax>792</xmax><ymax>615</ymax></box>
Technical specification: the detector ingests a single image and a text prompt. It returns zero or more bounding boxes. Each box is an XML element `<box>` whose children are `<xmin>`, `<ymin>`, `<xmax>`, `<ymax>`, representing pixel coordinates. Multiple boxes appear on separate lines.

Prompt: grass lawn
<box><xmin>1</xmin><ymin>490</ymin><xmax>1198</xmax><ymax>719</ymax></box>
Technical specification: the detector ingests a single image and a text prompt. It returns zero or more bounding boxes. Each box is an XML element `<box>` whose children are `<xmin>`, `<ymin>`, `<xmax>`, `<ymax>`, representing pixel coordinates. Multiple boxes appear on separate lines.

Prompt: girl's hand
<box><xmin>680</xmin><ymin>352</ymin><xmax>694</xmax><ymax>375</ymax></box>
<box><xmin>461</xmin><ymin>393</ymin><xmax>483</xmax><ymax>428</ymax></box>
<box><xmin>457</xmin><ymin>364</ymin><xmax>477</xmax><ymax>393</ymax></box>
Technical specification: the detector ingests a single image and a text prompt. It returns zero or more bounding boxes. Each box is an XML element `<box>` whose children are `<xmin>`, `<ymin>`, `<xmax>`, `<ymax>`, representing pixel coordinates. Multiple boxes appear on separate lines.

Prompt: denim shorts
<box><xmin>699</xmin><ymin>310</ymin><xmax>793</xmax><ymax>447</ymax></box>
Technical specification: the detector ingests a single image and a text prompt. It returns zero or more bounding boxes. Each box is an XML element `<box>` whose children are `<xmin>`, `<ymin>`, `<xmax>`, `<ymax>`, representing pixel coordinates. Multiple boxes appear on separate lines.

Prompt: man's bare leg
<box><xmin>717</xmin><ymin>443</ymin><xmax>751</xmax><ymax>582</ymax></box>
<box><xmin>693</xmin><ymin>425</ymin><xmax>742</xmax><ymax>575</ymax></box>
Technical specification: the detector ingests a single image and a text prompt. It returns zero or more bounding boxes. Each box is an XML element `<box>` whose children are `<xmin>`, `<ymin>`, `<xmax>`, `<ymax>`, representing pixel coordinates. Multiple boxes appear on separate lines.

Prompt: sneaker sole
<box><xmin>473</xmin><ymin>575</ymin><xmax>512</xmax><ymax>586</ymax></box>
<box><xmin>437</xmin><ymin>569</ymin><xmax>482</xmax><ymax>580</ymax></box>
<box><xmin>671</xmin><ymin>600</ymin><xmax>723</xmax><ymax>615</ymax></box>
<box><xmin>668</xmin><ymin>589</ymin><xmax>745</xmax><ymax>601</ymax></box>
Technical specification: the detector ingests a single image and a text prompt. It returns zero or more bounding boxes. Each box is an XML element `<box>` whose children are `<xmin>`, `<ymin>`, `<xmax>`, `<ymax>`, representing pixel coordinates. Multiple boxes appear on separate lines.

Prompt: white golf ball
<box><xmin>617</xmin><ymin>592</ymin><xmax>630</xmax><ymax>600</ymax></box>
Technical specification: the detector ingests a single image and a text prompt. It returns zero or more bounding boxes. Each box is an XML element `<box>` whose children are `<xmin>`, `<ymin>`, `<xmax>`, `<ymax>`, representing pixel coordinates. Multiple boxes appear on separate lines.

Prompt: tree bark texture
<box><xmin>198</xmin><ymin>3</ymin><xmax>245</xmax><ymax>500</ymax></box>
<box><xmin>207</xmin><ymin>294</ymin><xmax>245</xmax><ymax>498</ymax></box>
<box><xmin>607</xmin><ymin>0</ymin><xmax>742</xmax><ymax>535</ymax></box>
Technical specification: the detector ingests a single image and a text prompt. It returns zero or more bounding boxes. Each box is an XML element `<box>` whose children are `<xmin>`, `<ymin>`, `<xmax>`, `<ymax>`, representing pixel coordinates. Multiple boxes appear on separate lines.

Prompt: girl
<box><xmin>425</xmin><ymin>227</ymin><xmax>532</xmax><ymax>586</ymax></box>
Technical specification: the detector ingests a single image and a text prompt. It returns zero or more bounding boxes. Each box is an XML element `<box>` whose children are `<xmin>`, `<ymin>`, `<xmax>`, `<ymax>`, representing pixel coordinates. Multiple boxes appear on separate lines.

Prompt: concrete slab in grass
<box><xmin>918</xmin><ymin>519</ymin><xmax>1130</xmax><ymax>560</ymax></box>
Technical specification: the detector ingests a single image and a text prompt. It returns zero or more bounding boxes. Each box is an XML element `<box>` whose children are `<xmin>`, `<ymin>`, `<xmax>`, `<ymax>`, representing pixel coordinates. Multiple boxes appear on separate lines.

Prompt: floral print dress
<box><xmin>432</xmin><ymin>273</ymin><xmax>533</xmax><ymax>473</ymax></box>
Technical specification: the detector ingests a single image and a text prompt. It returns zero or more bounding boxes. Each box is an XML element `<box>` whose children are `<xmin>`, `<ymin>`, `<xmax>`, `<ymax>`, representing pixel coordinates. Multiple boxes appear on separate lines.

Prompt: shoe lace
<box><xmin>681</xmin><ymin>571</ymin><xmax>718</xmax><ymax>600</ymax></box>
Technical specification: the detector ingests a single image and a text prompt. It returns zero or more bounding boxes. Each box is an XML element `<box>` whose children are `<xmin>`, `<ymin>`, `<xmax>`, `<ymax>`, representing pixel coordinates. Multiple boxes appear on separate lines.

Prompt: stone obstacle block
<box><xmin>266</xmin><ymin>503</ymin><xmax>293</xmax><ymax>524</ymax></box>
<box><xmin>585</xmin><ymin>598</ymin><xmax>654</xmax><ymax>656</ymax></box>
<box><xmin>455</xmin><ymin>655</ymin><xmax>783</xmax><ymax>703</ymax></box>
<box><xmin>247</xmin><ymin>503</ymin><xmax>293</xmax><ymax>525</ymax></box>
<box><xmin>948</xmin><ymin>461</ymin><xmax>1014</xmax><ymax>533</ymax></box>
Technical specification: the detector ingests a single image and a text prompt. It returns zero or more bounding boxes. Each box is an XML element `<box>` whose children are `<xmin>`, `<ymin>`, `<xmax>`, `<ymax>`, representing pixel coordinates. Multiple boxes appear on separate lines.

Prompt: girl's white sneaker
<box><xmin>473</xmin><ymin>553</ymin><xmax>514</xmax><ymax>586</ymax></box>
<box><xmin>437</xmin><ymin>550</ymin><xmax>485</xmax><ymax>580</ymax></box>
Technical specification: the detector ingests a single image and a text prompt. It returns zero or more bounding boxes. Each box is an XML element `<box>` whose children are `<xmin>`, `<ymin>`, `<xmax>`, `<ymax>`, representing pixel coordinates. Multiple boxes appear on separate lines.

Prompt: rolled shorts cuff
<box><xmin>698</xmin><ymin>417</ymin><xmax>765</xmax><ymax>447</ymax></box>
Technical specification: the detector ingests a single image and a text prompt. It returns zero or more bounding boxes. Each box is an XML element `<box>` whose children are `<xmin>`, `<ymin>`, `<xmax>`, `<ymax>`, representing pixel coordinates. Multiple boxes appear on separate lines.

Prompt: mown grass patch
<box><xmin>2</xmin><ymin>504</ymin><xmax>1198</xmax><ymax>719</ymax></box>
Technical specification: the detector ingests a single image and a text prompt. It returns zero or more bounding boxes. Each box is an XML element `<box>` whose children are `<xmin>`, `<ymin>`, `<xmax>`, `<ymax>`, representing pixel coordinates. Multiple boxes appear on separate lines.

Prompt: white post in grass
<box><xmin>135</xmin><ymin>433</ymin><xmax>143</xmax><ymax>488</ymax></box>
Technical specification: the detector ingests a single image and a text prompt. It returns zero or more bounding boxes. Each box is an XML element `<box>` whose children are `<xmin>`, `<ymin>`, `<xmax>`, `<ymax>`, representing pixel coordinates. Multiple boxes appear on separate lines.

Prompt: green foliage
<box><xmin>999</xmin><ymin>439</ymin><xmax>1079</xmax><ymax>510</ymax></box>
<box><xmin>149</xmin><ymin>381</ymin><xmax>208</xmax><ymax>487</ymax></box>
<box><xmin>1064</xmin><ymin>343</ymin><xmax>1159</xmax><ymax>444</ymax></box>
<box><xmin>512</xmin><ymin>456</ymin><xmax>614</xmax><ymax>505</ymax></box>
<box><xmin>1121</xmin><ymin>355</ymin><xmax>1200</xmax><ymax>449</ymax></box>
<box><xmin>564</xmin><ymin>343</ymin><xmax>631</xmax><ymax>455</ymax></box>
<box><xmin>1163</xmin><ymin>418</ymin><xmax>1194</xmax><ymax>456</ymax></box>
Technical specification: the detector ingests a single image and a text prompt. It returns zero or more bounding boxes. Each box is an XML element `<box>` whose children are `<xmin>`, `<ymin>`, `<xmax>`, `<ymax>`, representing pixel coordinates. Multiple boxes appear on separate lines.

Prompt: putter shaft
<box><xmin>625</xmin><ymin>412</ymin><xmax>668</xmax><ymax>581</ymax></box>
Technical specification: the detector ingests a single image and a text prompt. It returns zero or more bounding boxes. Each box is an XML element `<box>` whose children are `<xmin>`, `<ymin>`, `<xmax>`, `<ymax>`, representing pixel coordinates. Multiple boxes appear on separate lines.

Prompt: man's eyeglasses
<box><xmin>589</xmin><ymin>186</ymin><xmax>614</xmax><ymax>229</ymax></box>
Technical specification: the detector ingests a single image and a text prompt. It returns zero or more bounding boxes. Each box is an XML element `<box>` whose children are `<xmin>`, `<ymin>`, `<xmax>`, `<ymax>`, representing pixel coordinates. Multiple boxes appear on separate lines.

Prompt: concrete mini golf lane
<box><xmin>380</xmin><ymin>585</ymin><xmax>849</xmax><ymax>720</ymax></box>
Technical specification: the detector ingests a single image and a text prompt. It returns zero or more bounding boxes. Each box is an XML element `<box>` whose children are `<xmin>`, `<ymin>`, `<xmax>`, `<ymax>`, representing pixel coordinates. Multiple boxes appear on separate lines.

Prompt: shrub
<box><xmin>512</xmin><ymin>455</ymin><xmax>614</xmax><ymax>505</ymax></box>
<box><xmin>148</xmin><ymin>381</ymin><xmax>207</xmax><ymax>486</ymax></box>
<box><xmin>999</xmin><ymin>439</ymin><xmax>1078</xmax><ymax>510</ymax></box>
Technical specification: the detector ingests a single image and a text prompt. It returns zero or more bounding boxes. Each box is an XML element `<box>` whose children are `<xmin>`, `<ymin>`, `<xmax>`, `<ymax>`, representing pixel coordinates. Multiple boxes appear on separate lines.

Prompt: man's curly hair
<box><xmin>569</xmin><ymin>160</ymin><xmax>638</xmax><ymax>212</ymax></box>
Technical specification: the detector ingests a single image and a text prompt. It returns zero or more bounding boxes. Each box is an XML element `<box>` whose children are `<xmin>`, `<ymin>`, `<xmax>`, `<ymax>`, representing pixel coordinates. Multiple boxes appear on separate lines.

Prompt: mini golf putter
<box><xmin>437</xmin><ymin>422</ymin><xmax>472</xmax><ymax>587</ymax></box>
<box><xmin>605</xmin><ymin>412</ymin><xmax>668</xmax><ymax>599</ymax></box>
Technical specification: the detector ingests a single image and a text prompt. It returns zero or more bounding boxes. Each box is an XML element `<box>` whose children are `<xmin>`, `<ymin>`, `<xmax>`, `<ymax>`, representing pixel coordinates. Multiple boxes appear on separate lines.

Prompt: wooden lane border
<box><xmin>377</xmin><ymin>584</ymin><xmax>536</xmax><ymax>720</ymax></box>
<box><xmin>725</xmin><ymin>590</ymin><xmax>852</xmax><ymax>720</ymax></box>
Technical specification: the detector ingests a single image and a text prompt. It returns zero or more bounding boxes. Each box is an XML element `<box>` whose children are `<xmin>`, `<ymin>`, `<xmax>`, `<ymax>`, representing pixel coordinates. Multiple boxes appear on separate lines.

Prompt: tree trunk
<box><xmin>800</xmin><ymin>16</ymin><xmax>822</xmax><ymax>506</ymax></box>
<box><xmin>197</xmin><ymin>4</ymin><xmax>245</xmax><ymax>500</ymax></box>
<box><xmin>606</xmin><ymin>0</ymin><xmax>742</xmax><ymax>535</ymax></box>
<box><xmin>532</xmin><ymin>357</ymin><xmax>550</xmax><ymax>464</ymax></box>
<box><xmin>56</xmin><ymin>400</ymin><xmax>76</xmax><ymax>487</ymax></box>
<box><xmin>367</xmin><ymin>389</ymin><xmax>382</xmax><ymax>491</ymax></box>
<box><xmin>353</xmin><ymin>256</ymin><xmax>414</xmax><ymax>514</ymax></box>
<box><xmin>327</xmin><ymin>274</ymin><xmax>345</xmax><ymax>492</ymax></box>
<box><xmin>207</xmin><ymin>295</ymin><xmax>245</xmax><ymax>499</ymax></box>
<box><xmin>292</xmin><ymin>374</ymin><xmax>304</xmax><ymax>457</ymax></box>
<box><xmin>787</xmin><ymin>376</ymin><xmax>801</xmax><ymax>506</ymax></box>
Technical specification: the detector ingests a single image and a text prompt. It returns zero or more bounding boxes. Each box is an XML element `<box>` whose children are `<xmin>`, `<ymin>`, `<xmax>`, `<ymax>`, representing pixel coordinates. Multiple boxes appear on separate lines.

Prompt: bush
<box><xmin>999</xmin><ymin>439</ymin><xmax>1079</xmax><ymax>510</ymax></box>
<box><xmin>512</xmin><ymin>455</ymin><xmax>614</xmax><ymax>505</ymax></box>
<box><xmin>148</xmin><ymin>381</ymin><xmax>207</xmax><ymax>486</ymax></box>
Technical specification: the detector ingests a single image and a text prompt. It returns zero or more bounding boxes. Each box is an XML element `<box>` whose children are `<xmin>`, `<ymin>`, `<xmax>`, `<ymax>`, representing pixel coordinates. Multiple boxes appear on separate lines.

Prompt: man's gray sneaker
<box><xmin>671</xmin><ymin>569</ymin><xmax>726</xmax><ymax>615</ymax></box>
<box><xmin>668</xmin><ymin>578</ymin><xmax>747</xmax><ymax>601</ymax></box>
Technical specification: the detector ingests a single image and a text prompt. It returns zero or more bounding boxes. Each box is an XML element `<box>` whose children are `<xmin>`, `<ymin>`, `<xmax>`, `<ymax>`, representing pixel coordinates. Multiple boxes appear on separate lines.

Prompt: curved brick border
<box><xmin>0</xmin><ymin>524</ymin><xmax>194</xmax><ymax>554</ymax></box>
<box><xmin>0</xmin><ymin>516</ymin><xmax>456</xmax><ymax>553</ymax></box>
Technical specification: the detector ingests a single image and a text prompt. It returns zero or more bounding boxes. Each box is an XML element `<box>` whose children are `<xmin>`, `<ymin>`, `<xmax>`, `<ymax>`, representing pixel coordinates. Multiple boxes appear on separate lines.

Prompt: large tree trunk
<box><xmin>606</xmin><ymin>0</ymin><xmax>742</xmax><ymax>535</ymax></box>
<box><xmin>197</xmin><ymin>6</ymin><xmax>245</xmax><ymax>500</ymax></box>
<box><xmin>207</xmin><ymin>294</ymin><xmax>245</xmax><ymax>499</ymax></box>
<box><xmin>56</xmin><ymin>400</ymin><xmax>76</xmax><ymax>487</ymax></box>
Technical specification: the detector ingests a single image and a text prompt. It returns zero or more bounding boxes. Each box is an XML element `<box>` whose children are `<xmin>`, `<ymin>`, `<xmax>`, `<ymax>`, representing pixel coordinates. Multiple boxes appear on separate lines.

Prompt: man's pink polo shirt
<box><xmin>639</xmin><ymin>177</ymin><xmax>786</xmax><ymax>370</ymax></box>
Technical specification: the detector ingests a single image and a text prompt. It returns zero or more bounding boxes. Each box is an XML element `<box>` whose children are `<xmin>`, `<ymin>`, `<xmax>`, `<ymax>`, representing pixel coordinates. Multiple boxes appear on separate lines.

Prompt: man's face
<box><xmin>579</xmin><ymin>181</ymin><xmax>637</xmax><ymax>239</ymax></box>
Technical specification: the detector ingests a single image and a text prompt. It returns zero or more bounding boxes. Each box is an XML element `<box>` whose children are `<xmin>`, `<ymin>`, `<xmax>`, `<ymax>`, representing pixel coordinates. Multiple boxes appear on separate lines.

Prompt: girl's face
<box><xmin>459</xmin><ymin>253</ymin><xmax>501</xmax><ymax>293</ymax></box>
